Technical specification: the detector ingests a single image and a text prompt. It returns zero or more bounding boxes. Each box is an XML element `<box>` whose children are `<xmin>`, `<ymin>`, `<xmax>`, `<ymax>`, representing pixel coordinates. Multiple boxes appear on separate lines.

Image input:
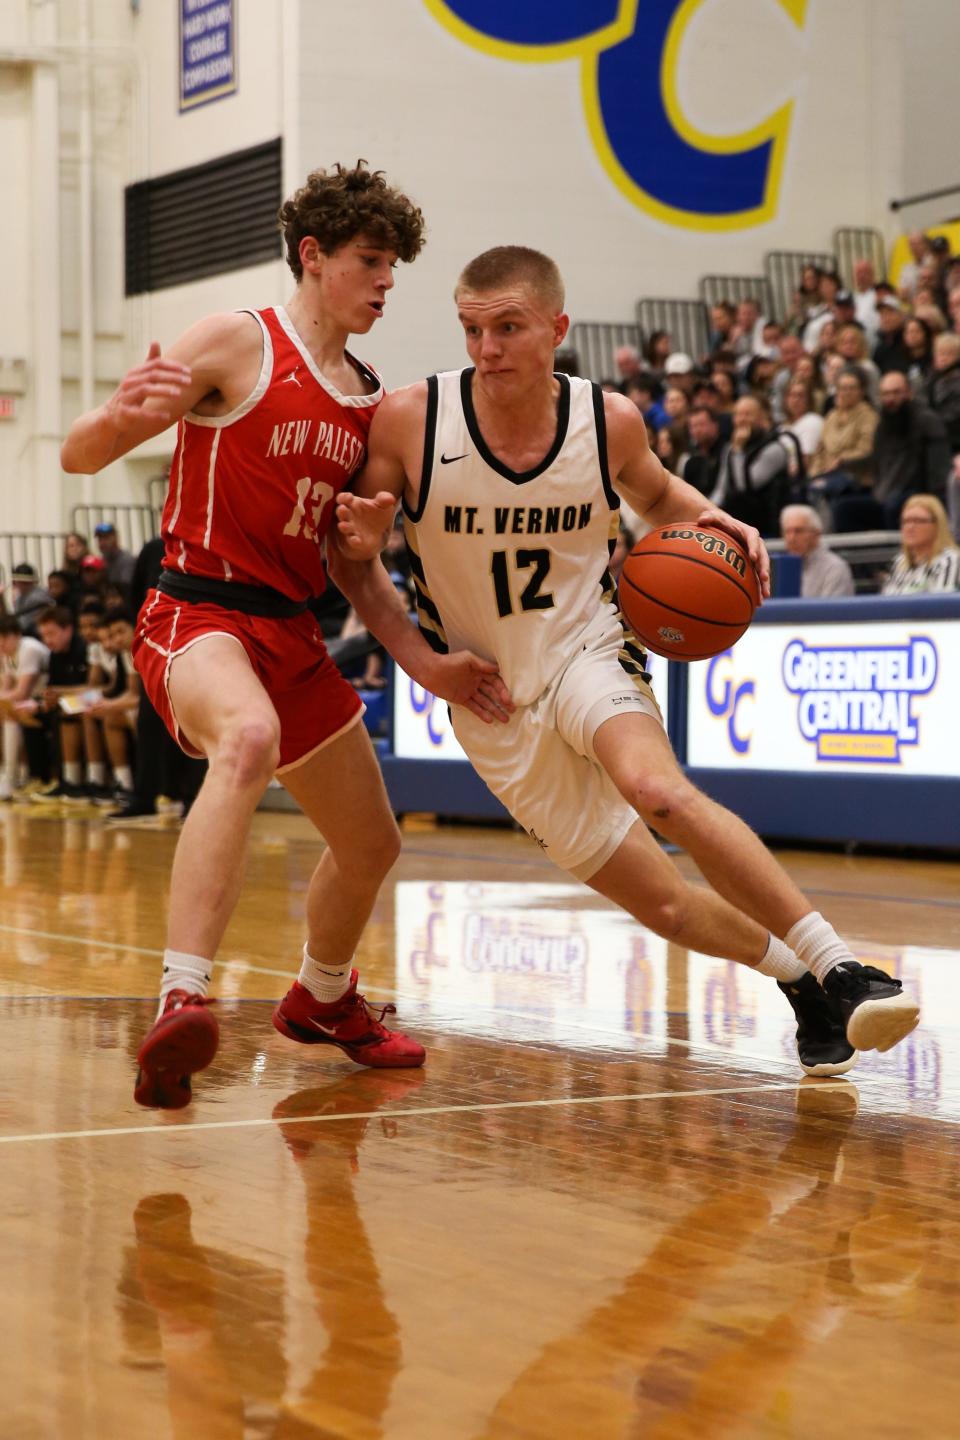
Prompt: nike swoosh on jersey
<box><xmin>440</xmin><ymin>452</ymin><xmax>469</xmax><ymax>464</ymax></box>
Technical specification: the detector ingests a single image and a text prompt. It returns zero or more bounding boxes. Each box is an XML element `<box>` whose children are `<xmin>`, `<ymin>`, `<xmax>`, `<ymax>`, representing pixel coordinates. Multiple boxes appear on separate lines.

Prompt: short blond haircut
<box><xmin>899</xmin><ymin>494</ymin><xmax>954</xmax><ymax>561</ymax></box>
<box><xmin>455</xmin><ymin>246</ymin><xmax>565</xmax><ymax>312</ymax></box>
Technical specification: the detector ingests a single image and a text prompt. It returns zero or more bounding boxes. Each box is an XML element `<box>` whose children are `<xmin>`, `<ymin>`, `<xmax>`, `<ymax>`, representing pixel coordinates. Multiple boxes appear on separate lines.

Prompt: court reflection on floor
<box><xmin>120</xmin><ymin>1070</ymin><xmax>423</xmax><ymax>1438</ymax></box>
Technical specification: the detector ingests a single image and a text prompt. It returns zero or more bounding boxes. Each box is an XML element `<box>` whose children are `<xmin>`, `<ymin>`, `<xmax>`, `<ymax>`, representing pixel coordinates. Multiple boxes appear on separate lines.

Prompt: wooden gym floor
<box><xmin>1</xmin><ymin>803</ymin><xmax>958</xmax><ymax>1439</ymax></box>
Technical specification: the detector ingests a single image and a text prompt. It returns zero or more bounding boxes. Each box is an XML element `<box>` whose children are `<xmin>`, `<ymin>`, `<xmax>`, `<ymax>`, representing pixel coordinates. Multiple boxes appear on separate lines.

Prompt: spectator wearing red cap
<box><xmin>79</xmin><ymin>554</ymin><xmax>109</xmax><ymax>606</ymax></box>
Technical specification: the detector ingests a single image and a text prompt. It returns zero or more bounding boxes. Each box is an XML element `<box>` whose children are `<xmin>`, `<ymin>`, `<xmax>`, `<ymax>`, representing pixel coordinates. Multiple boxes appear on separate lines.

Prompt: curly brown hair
<box><xmin>278</xmin><ymin>161</ymin><xmax>425</xmax><ymax>280</ymax></box>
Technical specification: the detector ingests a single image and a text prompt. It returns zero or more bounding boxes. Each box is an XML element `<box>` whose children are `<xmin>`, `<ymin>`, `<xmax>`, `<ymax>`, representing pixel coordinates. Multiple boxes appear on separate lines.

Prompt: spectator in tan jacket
<box><xmin>809</xmin><ymin>367</ymin><xmax>878</xmax><ymax>481</ymax></box>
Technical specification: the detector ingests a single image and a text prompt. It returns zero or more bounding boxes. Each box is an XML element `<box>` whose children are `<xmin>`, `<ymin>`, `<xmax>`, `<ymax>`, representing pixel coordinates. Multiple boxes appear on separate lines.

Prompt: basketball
<box><xmin>618</xmin><ymin>524</ymin><xmax>760</xmax><ymax>661</ymax></box>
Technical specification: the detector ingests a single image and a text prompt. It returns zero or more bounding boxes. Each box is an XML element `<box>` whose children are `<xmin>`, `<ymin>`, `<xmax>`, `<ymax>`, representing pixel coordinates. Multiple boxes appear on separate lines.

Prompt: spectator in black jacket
<box><xmin>832</xmin><ymin>372</ymin><xmax>951</xmax><ymax>531</ymax></box>
<box><xmin>682</xmin><ymin>407</ymin><xmax>725</xmax><ymax>496</ymax></box>
<box><xmin>873</xmin><ymin>298</ymin><xmax>910</xmax><ymax>374</ymax></box>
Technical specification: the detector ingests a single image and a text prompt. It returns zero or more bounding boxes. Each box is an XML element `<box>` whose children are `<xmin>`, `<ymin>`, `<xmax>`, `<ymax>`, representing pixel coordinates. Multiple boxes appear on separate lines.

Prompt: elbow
<box><xmin>60</xmin><ymin>442</ymin><xmax>89</xmax><ymax>475</ymax></box>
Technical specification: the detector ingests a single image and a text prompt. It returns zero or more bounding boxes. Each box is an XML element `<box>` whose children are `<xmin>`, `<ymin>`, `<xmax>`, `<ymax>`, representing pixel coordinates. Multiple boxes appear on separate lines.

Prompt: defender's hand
<box><xmin>336</xmin><ymin>491</ymin><xmax>397</xmax><ymax>560</ymax></box>
<box><xmin>105</xmin><ymin>342</ymin><xmax>192</xmax><ymax>428</ymax></box>
<box><xmin>695</xmin><ymin>508</ymin><xmax>770</xmax><ymax>600</ymax></box>
<box><xmin>427</xmin><ymin>652</ymin><xmax>515</xmax><ymax>725</ymax></box>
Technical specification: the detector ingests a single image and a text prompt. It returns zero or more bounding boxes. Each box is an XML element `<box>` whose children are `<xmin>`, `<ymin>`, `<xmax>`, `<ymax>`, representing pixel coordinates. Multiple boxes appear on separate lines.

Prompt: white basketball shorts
<box><xmin>451</xmin><ymin>611</ymin><xmax>663</xmax><ymax>880</ymax></box>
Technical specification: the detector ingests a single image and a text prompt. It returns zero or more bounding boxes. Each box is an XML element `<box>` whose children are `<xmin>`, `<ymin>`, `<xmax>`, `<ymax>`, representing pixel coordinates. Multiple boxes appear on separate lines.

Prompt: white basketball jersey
<box><xmin>404</xmin><ymin>367</ymin><xmax>646</xmax><ymax>706</ymax></box>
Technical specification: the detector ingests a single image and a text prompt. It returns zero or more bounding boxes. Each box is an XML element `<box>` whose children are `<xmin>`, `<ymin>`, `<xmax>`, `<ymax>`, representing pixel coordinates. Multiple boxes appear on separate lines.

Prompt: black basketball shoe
<box><xmin>778</xmin><ymin>972</ymin><xmax>856</xmax><ymax>1076</ymax></box>
<box><xmin>822</xmin><ymin>961</ymin><xmax>919</xmax><ymax>1054</ymax></box>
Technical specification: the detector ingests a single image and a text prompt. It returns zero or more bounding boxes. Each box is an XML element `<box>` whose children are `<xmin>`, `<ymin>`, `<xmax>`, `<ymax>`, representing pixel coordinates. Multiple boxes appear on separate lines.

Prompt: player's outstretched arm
<box><xmin>60</xmin><ymin>313</ymin><xmax>257</xmax><ymax>474</ymax></box>
<box><xmin>605</xmin><ymin>393</ymin><xmax>771</xmax><ymax>599</ymax></box>
<box><xmin>326</xmin><ymin>534</ymin><xmax>514</xmax><ymax>725</ymax></box>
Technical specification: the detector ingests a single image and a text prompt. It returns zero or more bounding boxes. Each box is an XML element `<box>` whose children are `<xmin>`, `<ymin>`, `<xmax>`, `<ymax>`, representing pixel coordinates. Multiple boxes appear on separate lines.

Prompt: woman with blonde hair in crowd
<box><xmin>882</xmin><ymin>494</ymin><xmax>960</xmax><ymax>595</ymax></box>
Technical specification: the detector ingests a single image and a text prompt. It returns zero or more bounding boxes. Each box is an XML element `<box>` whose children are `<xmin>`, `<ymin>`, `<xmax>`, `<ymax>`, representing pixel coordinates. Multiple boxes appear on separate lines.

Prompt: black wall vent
<box><xmin>125</xmin><ymin>138</ymin><xmax>283</xmax><ymax>295</ymax></box>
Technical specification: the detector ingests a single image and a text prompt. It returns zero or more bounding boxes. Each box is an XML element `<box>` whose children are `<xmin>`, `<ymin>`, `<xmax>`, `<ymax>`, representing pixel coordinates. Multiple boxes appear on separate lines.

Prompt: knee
<box><xmin>635</xmin><ymin>884</ymin><xmax>687</xmax><ymax>941</ymax></box>
<box><xmin>326</xmin><ymin>816</ymin><xmax>401</xmax><ymax>884</ymax></box>
<box><xmin>362</xmin><ymin>817</ymin><xmax>403</xmax><ymax>881</ymax></box>
<box><xmin>215</xmin><ymin>716</ymin><xmax>280</xmax><ymax>788</ymax></box>
<box><xmin>627</xmin><ymin>770</ymin><xmax>700</xmax><ymax>835</ymax></box>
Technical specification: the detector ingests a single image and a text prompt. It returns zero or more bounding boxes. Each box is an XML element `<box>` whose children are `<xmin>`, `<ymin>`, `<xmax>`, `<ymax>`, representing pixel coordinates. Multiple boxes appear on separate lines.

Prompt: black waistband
<box><xmin>156</xmin><ymin>570</ymin><xmax>310</xmax><ymax>618</ymax></box>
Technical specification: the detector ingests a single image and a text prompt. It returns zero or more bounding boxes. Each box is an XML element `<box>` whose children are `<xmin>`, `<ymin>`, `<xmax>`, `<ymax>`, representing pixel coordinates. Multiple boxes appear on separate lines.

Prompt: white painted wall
<box><xmin>2</xmin><ymin>0</ymin><xmax>960</xmax><ymax>538</ymax></box>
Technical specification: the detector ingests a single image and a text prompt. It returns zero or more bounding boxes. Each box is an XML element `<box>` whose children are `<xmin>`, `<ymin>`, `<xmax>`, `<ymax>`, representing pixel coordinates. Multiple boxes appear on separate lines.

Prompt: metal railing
<box><xmin>890</xmin><ymin>181</ymin><xmax>960</xmax><ymax>213</ymax></box>
<box><xmin>765</xmin><ymin>530</ymin><xmax>899</xmax><ymax>595</ymax></box>
<box><xmin>764</xmin><ymin>249</ymin><xmax>835</xmax><ymax>325</ymax></box>
<box><xmin>568</xmin><ymin>320</ymin><xmax>643</xmax><ymax>381</ymax></box>
<box><xmin>0</xmin><ymin>533</ymin><xmax>69</xmax><ymax>591</ymax></box>
<box><xmin>70</xmin><ymin>503</ymin><xmax>161</xmax><ymax>557</ymax></box>
<box><xmin>699</xmin><ymin>274</ymin><xmax>773</xmax><ymax>317</ymax></box>
<box><xmin>834</xmin><ymin>226</ymin><xmax>886</xmax><ymax>286</ymax></box>
<box><xmin>635</xmin><ymin>297</ymin><xmax>709</xmax><ymax>365</ymax></box>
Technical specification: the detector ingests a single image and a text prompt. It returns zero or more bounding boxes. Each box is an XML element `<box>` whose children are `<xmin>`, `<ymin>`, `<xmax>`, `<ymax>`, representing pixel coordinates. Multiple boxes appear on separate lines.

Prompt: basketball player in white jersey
<box><xmin>335</xmin><ymin>246</ymin><xmax>920</xmax><ymax>1075</ymax></box>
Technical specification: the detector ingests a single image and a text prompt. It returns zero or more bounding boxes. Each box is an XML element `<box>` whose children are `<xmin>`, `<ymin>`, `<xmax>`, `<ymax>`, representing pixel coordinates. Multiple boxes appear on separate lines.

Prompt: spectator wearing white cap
<box><xmin>779</xmin><ymin>506</ymin><xmax>855</xmax><ymax>598</ymax></box>
<box><xmin>662</xmin><ymin>351</ymin><xmax>697</xmax><ymax>398</ymax></box>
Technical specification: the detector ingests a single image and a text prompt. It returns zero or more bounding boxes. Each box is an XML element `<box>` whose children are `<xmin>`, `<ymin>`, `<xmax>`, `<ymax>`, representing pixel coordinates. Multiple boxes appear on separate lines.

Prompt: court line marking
<box><xmin>0</xmin><ymin>1080</ymin><xmax>849</xmax><ymax>1147</ymax></box>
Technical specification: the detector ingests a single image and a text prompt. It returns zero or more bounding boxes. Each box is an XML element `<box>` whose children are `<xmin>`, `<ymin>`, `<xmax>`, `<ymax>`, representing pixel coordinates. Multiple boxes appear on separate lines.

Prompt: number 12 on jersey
<box><xmin>490</xmin><ymin>548</ymin><xmax>555</xmax><ymax>618</ymax></box>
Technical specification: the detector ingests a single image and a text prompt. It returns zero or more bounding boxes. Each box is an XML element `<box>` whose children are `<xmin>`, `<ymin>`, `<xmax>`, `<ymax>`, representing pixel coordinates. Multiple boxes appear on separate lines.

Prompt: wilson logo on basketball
<box><xmin>659</xmin><ymin>529</ymin><xmax>748</xmax><ymax>579</ymax></box>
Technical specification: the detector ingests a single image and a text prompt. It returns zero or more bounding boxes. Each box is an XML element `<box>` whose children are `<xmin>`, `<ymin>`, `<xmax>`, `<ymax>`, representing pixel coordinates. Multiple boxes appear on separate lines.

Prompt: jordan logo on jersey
<box><xmin>282</xmin><ymin>367</ymin><xmax>303</xmax><ymax>388</ymax></box>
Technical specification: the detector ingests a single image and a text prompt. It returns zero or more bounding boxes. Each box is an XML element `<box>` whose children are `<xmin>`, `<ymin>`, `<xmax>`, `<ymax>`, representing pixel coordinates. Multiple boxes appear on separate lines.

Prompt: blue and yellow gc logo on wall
<box><xmin>424</xmin><ymin>0</ymin><xmax>808</xmax><ymax>230</ymax></box>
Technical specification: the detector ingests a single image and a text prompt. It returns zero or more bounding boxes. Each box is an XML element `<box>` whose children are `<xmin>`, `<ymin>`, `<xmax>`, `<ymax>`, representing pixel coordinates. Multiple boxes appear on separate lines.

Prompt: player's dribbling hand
<box><xmin>336</xmin><ymin>491</ymin><xmax>397</xmax><ymax>560</ymax></box>
<box><xmin>428</xmin><ymin>652</ymin><xmax>515</xmax><ymax>725</ymax></box>
<box><xmin>694</xmin><ymin>508</ymin><xmax>771</xmax><ymax>600</ymax></box>
<box><xmin>106</xmin><ymin>342</ymin><xmax>192</xmax><ymax>428</ymax></box>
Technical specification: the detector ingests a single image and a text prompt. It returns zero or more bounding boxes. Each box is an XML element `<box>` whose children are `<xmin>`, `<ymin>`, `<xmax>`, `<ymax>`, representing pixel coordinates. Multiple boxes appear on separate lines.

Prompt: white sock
<box><xmin>298</xmin><ymin>946</ymin><xmax>352</xmax><ymax>1004</ymax></box>
<box><xmin>87</xmin><ymin>762</ymin><xmax>106</xmax><ymax>785</ymax></box>
<box><xmin>63</xmin><ymin>761</ymin><xmax>82</xmax><ymax>785</ymax></box>
<box><xmin>159</xmin><ymin>949</ymin><xmax>212</xmax><ymax>1016</ymax></box>
<box><xmin>754</xmin><ymin>932</ymin><xmax>807</xmax><ymax>983</ymax></box>
<box><xmin>115</xmin><ymin>765</ymin><xmax>134</xmax><ymax>791</ymax></box>
<box><xmin>785</xmin><ymin>911</ymin><xmax>855</xmax><ymax>985</ymax></box>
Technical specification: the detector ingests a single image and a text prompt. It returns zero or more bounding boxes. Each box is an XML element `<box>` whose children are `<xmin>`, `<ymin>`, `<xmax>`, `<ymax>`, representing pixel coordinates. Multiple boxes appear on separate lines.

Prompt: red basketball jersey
<box><xmin>160</xmin><ymin>306</ymin><xmax>382</xmax><ymax>600</ymax></box>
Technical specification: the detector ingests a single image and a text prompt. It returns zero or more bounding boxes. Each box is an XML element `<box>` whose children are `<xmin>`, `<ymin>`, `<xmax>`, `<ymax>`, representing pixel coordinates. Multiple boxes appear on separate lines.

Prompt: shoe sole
<box><xmin>800</xmin><ymin>1052</ymin><xmax>858</xmax><ymax>1077</ymax></box>
<box><xmin>847</xmin><ymin>995</ymin><xmax>920</xmax><ymax>1053</ymax></box>
<box><xmin>135</xmin><ymin>1010</ymin><xmax>220</xmax><ymax>1108</ymax></box>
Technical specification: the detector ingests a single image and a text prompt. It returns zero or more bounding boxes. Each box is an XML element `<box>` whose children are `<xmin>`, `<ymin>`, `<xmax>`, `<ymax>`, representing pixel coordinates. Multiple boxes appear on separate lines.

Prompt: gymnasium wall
<box><xmin>2</xmin><ymin>0</ymin><xmax>960</xmax><ymax>529</ymax></box>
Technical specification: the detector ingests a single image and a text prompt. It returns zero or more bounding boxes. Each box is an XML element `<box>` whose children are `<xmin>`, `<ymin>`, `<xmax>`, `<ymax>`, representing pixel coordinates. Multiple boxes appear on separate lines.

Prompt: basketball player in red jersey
<box><xmin>61</xmin><ymin>164</ymin><xmax>513</xmax><ymax>1109</ymax></box>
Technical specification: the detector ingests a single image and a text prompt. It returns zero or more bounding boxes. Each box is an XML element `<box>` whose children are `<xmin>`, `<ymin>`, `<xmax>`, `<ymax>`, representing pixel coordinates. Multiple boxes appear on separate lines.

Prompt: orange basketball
<box><xmin>618</xmin><ymin>524</ymin><xmax>760</xmax><ymax>661</ymax></box>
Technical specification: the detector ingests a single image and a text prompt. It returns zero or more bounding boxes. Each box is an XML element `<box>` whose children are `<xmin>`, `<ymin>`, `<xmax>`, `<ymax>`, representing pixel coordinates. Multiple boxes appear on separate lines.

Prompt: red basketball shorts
<box><xmin>132</xmin><ymin>590</ymin><xmax>364</xmax><ymax>773</ymax></box>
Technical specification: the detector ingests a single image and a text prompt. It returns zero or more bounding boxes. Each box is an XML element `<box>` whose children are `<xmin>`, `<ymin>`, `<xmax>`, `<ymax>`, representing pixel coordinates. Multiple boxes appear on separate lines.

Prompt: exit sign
<box><xmin>0</xmin><ymin>395</ymin><xmax>16</xmax><ymax>421</ymax></box>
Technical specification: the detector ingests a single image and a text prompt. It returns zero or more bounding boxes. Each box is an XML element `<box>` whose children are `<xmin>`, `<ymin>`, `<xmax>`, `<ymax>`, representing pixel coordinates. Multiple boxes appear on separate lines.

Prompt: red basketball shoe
<box><xmin>134</xmin><ymin>990</ymin><xmax>220</xmax><ymax>1109</ymax></box>
<box><xmin>272</xmin><ymin>971</ymin><xmax>425</xmax><ymax>1069</ymax></box>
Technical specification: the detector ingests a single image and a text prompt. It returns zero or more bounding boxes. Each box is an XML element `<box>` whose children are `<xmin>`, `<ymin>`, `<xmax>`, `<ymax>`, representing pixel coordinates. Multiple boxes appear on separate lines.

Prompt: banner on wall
<box><xmin>687</xmin><ymin>619</ymin><xmax>958</xmax><ymax>776</ymax></box>
<box><xmin>392</xmin><ymin>654</ymin><xmax>670</xmax><ymax>762</ymax></box>
<box><xmin>179</xmin><ymin>0</ymin><xmax>237</xmax><ymax>112</ymax></box>
<box><xmin>423</xmin><ymin>0</ymin><xmax>808</xmax><ymax>229</ymax></box>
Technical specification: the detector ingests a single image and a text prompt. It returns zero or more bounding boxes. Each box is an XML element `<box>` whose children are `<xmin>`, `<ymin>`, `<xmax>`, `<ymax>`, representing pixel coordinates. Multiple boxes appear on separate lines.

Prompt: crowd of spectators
<box><xmin>599</xmin><ymin>229</ymin><xmax>960</xmax><ymax>597</ymax></box>
<box><xmin>0</xmin><ymin>527</ymin><xmax>204</xmax><ymax>810</ymax></box>
<box><xmin>3</xmin><ymin>234</ymin><xmax>960</xmax><ymax>803</ymax></box>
